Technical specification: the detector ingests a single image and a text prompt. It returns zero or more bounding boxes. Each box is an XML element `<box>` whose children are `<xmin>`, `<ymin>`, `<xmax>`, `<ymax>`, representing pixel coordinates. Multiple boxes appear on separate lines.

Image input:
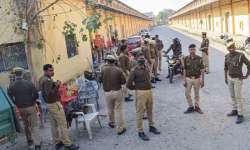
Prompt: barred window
<box><xmin>65</xmin><ymin>35</ymin><xmax>78</xmax><ymax>58</ymax></box>
<box><xmin>0</xmin><ymin>42</ymin><xmax>28</xmax><ymax>72</ymax></box>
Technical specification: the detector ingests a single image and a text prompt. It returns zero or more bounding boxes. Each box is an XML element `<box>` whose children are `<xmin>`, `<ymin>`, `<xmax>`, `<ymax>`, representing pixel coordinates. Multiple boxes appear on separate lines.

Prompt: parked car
<box><xmin>127</xmin><ymin>36</ymin><xmax>142</xmax><ymax>56</ymax></box>
<box><xmin>139</xmin><ymin>29</ymin><xmax>150</xmax><ymax>37</ymax></box>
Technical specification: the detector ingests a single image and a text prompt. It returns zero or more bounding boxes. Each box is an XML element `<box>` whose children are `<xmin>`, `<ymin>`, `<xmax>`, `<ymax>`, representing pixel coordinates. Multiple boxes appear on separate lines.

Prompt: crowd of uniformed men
<box><xmin>6</xmin><ymin>31</ymin><xmax>250</xmax><ymax>150</ymax></box>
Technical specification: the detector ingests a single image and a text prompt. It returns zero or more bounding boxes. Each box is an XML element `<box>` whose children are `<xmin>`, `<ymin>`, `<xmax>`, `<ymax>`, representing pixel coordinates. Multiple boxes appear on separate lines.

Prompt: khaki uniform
<box><xmin>183</xmin><ymin>55</ymin><xmax>204</xmax><ymax>107</ymax></box>
<box><xmin>126</xmin><ymin>65</ymin><xmax>155</xmax><ymax>132</ymax></box>
<box><xmin>118</xmin><ymin>53</ymin><xmax>131</xmax><ymax>98</ymax></box>
<box><xmin>101</xmin><ymin>64</ymin><xmax>126</xmax><ymax>132</ymax></box>
<box><xmin>39</xmin><ymin>76</ymin><xmax>72</xmax><ymax>146</ymax></box>
<box><xmin>149</xmin><ymin>44</ymin><xmax>158</xmax><ymax>78</ymax></box>
<box><xmin>200</xmin><ymin>38</ymin><xmax>209</xmax><ymax>72</ymax></box>
<box><xmin>225</xmin><ymin>52</ymin><xmax>250</xmax><ymax>116</ymax></box>
<box><xmin>20</xmin><ymin>106</ymin><xmax>41</xmax><ymax>145</ymax></box>
<box><xmin>156</xmin><ymin>39</ymin><xmax>164</xmax><ymax>71</ymax></box>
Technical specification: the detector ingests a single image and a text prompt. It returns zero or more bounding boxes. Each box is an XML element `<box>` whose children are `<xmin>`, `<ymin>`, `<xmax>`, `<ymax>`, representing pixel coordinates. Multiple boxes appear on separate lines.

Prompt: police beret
<box><xmin>226</xmin><ymin>41</ymin><xmax>235</xmax><ymax>48</ymax></box>
<box><xmin>106</xmin><ymin>54</ymin><xmax>116</xmax><ymax>60</ymax></box>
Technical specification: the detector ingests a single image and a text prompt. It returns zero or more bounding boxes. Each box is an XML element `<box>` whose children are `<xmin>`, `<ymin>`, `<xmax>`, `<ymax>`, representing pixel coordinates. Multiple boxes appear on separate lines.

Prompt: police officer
<box><xmin>142</xmin><ymin>40</ymin><xmax>151</xmax><ymax>66</ymax></box>
<box><xmin>200</xmin><ymin>32</ymin><xmax>210</xmax><ymax>73</ymax></box>
<box><xmin>225</xmin><ymin>42</ymin><xmax>250</xmax><ymax>124</ymax></box>
<box><xmin>155</xmin><ymin>35</ymin><xmax>164</xmax><ymax>72</ymax></box>
<box><xmin>118</xmin><ymin>45</ymin><xmax>133</xmax><ymax>102</ymax></box>
<box><xmin>183</xmin><ymin>44</ymin><xmax>205</xmax><ymax>114</ymax></box>
<box><xmin>39</xmin><ymin>64</ymin><xmax>79</xmax><ymax>150</ymax></box>
<box><xmin>148</xmin><ymin>39</ymin><xmax>159</xmax><ymax>83</ymax></box>
<box><xmin>127</xmin><ymin>54</ymin><xmax>160</xmax><ymax>141</ymax></box>
<box><xmin>8</xmin><ymin>68</ymin><xmax>42</xmax><ymax>150</ymax></box>
<box><xmin>101</xmin><ymin>55</ymin><xmax>127</xmax><ymax>135</ymax></box>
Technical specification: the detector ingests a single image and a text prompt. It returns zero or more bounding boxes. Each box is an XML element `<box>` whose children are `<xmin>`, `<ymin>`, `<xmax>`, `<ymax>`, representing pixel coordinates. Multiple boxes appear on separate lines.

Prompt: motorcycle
<box><xmin>166</xmin><ymin>55</ymin><xmax>183</xmax><ymax>84</ymax></box>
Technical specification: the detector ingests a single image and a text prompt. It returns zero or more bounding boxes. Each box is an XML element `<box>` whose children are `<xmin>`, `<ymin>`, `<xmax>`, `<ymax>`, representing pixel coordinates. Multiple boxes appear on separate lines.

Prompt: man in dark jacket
<box><xmin>8</xmin><ymin>68</ymin><xmax>42</xmax><ymax>150</ymax></box>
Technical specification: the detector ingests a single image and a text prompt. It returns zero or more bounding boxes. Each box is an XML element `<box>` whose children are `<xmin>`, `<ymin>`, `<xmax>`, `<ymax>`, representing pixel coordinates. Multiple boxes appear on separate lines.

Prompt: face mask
<box><xmin>138</xmin><ymin>59</ymin><xmax>145</xmax><ymax>65</ymax></box>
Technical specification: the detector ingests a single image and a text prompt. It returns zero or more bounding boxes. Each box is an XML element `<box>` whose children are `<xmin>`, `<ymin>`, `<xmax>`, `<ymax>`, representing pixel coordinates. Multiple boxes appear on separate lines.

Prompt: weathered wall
<box><xmin>40</xmin><ymin>0</ymin><xmax>92</xmax><ymax>82</ymax></box>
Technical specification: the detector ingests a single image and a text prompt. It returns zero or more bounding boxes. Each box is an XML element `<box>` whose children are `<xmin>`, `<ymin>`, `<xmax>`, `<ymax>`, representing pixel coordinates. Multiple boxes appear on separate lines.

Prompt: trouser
<box><xmin>46</xmin><ymin>102</ymin><xmax>72</xmax><ymax>146</ymax></box>
<box><xmin>97</xmin><ymin>48</ymin><xmax>103</xmax><ymax>63</ymax></box>
<box><xmin>135</xmin><ymin>90</ymin><xmax>155</xmax><ymax>133</ymax></box>
<box><xmin>185</xmin><ymin>77</ymin><xmax>201</xmax><ymax>107</ymax></box>
<box><xmin>122</xmin><ymin>71</ymin><xmax>131</xmax><ymax>98</ymax></box>
<box><xmin>105</xmin><ymin>90</ymin><xmax>125</xmax><ymax>132</ymax></box>
<box><xmin>228</xmin><ymin>76</ymin><xmax>244</xmax><ymax>116</ymax></box>
<box><xmin>154</xmin><ymin>57</ymin><xmax>159</xmax><ymax>77</ymax></box>
<box><xmin>158</xmin><ymin>51</ymin><xmax>162</xmax><ymax>71</ymax></box>
<box><xmin>150</xmin><ymin>58</ymin><xmax>156</xmax><ymax>79</ymax></box>
<box><xmin>19</xmin><ymin>106</ymin><xmax>42</xmax><ymax>146</ymax></box>
<box><xmin>202</xmin><ymin>52</ymin><xmax>209</xmax><ymax>72</ymax></box>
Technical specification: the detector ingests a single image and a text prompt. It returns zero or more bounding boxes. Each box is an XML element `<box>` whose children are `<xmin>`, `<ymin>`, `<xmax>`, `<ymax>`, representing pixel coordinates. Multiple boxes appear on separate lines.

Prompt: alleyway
<box><xmin>5</xmin><ymin>26</ymin><xmax>250</xmax><ymax>150</ymax></box>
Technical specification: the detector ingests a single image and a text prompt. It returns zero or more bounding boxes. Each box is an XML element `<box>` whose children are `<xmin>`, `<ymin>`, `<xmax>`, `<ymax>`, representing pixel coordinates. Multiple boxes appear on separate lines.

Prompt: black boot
<box><xmin>155</xmin><ymin>77</ymin><xmax>162</xmax><ymax>81</ymax></box>
<box><xmin>236</xmin><ymin>115</ymin><xmax>244</xmax><ymax>124</ymax></box>
<box><xmin>184</xmin><ymin>106</ymin><xmax>195</xmax><ymax>114</ymax></box>
<box><xmin>151</xmin><ymin>78</ymin><xmax>156</xmax><ymax>84</ymax></box>
<box><xmin>55</xmin><ymin>141</ymin><xmax>64</xmax><ymax>150</ymax></box>
<box><xmin>35</xmin><ymin>145</ymin><xmax>41</xmax><ymax>150</ymax></box>
<box><xmin>125</xmin><ymin>96</ymin><xmax>133</xmax><ymax>102</ymax></box>
<box><xmin>149</xmin><ymin>126</ymin><xmax>160</xmax><ymax>135</ymax></box>
<box><xmin>64</xmin><ymin>144</ymin><xmax>79</xmax><ymax>150</ymax></box>
<box><xmin>227</xmin><ymin>110</ymin><xmax>238</xmax><ymax>117</ymax></box>
<box><xmin>138</xmin><ymin>132</ymin><xmax>150</xmax><ymax>141</ymax></box>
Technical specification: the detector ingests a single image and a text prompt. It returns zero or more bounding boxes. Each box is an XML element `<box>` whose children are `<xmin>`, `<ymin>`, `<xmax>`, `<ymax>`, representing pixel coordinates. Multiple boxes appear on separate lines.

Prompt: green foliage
<box><xmin>82</xmin><ymin>12</ymin><xmax>102</xmax><ymax>33</ymax></box>
<box><xmin>62</xmin><ymin>21</ymin><xmax>77</xmax><ymax>38</ymax></box>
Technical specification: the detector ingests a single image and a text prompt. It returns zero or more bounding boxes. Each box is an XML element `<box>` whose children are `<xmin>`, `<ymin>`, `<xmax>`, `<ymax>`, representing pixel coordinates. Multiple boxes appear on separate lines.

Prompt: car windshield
<box><xmin>128</xmin><ymin>37</ymin><xmax>140</xmax><ymax>44</ymax></box>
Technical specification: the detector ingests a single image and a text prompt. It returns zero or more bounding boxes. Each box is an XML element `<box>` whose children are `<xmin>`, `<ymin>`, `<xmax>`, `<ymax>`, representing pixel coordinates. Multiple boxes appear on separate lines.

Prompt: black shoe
<box><xmin>117</xmin><ymin>128</ymin><xmax>127</xmax><ymax>135</ymax></box>
<box><xmin>155</xmin><ymin>78</ymin><xmax>162</xmax><ymax>81</ymax></box>
<box><xmin>195</xmin><ymin>106</ymin><xmax>204</xmax><ymax>114</ymax></box>
<box><xmin>125</xmin><ymin>97</ymin><xmax>134</xmax><ymax>102</ymax></box>
<box><xmin>227</xmin><ymin>110</ymin><xmax>238</xmax><ymax>117</ymax></box>
<box><xmin>108</xmin><ymin>122</ymin><xmax>115</xmax><ymax>128</ymax></box>
<box><xmin>151</xmin><ymin>86</ymin><xmax>156</xmax><ymax>89</ymax></box>
<box><xmin>35</xmin><ymin>145</ymin><xmax>41</xmax><ymax>150</ymax></box>
<box><xmin>55</xmin><ymin>141</ymin><xmax>64</xmax><ymax>150</ymax></box>
<box><xmin>138</xmin><ymin>132</ymin><xmax>150</xmax><ymax>141</ymax></box>
<box><xmin>236</xmin><ymin>115</ymin><xmax>244</xmax><ymax>124</ymax></box>
<box><xmin>166</xmin><ymin>75</ymin><xmax>170</xmax><ymax>79</ymax></box>
<box><xmin>28</xmin><ymin>140</ymin><xmax>33</xmax><ymax>146</ymax></box>
<box><xmin>184</xmin><ymin>106</ymin><xmax>195</xmax><ymax>114</ymax></box>
<box><xmin>149</xmin><ymin>126</ymin><xmax>160</xmax><ymax>135</ymax></box>
<box><xmin>64</xmin><ymin>144</ymin><xmax>79</xmax><ymax>150</ymax></box>
<box><xmin>151</xmin><ymin>79</ymin><xmax>156</xmax><ymax>84</ymax></box>
<box><xmin>143</xmin><ymin>116</ymin><xmax>148</xmax><ymax>120</ymax></box>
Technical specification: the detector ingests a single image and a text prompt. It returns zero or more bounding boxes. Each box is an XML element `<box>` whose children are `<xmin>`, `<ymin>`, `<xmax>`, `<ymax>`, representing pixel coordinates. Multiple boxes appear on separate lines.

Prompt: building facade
<box><xmin>169</xmin><ymin>0</ymin><xmax>250</xmax><ymax>37</ymax></box>
<box><xmin>0</xmin><ymin>0</ymin><xmax>151</xmax><ymax>87</ymax></box>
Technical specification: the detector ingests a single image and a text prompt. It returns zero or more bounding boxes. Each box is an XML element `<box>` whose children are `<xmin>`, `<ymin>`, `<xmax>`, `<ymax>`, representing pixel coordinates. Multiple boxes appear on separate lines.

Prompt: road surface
<box><xmin>4</xmin><ymin>26</ymin><xmax>250</xmax><ymax>150</ymax></box>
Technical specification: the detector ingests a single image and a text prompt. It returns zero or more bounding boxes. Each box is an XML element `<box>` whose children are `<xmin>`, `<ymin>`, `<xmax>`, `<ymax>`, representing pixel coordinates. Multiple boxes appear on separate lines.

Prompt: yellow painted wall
<box><xmin>40</xmin><ymin>0</ymin><xmax>92</xmax><ymax>83</ymax></box>
<box><xmin>0</xmin><ymin>0</ymin><xmax>24</xmax><ymax>45</ymax></box>
<box><xmin>170</xmin><ymin>0</ymin><xmax>250</xmax><ymax>37</ymax></box>
<box><xmin>233</xmin><ymin>1</ymin><xmax>249</xmax><ymax>36</ymax></box>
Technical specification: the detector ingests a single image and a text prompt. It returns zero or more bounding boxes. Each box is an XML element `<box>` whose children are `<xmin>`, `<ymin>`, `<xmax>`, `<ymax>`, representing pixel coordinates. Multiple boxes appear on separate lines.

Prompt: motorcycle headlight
<box><xmin>169</xmin><ymin>60</ymin><xmax>176</xmax><ymax>64</ymax></box>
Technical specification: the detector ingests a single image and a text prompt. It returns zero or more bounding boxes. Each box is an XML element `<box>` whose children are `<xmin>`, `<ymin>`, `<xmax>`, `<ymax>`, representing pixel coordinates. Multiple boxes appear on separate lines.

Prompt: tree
<box><xmin>156</xmin><ymin>9</ymin><xmax>175</xmax><ymax>25</ymax></box>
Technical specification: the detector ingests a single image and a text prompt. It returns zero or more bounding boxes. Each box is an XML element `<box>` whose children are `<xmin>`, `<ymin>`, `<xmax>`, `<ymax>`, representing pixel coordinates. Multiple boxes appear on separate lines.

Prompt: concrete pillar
<box><xmin>231</xmin><ymin>0</ymin><xmax>235</xmax><ymax>34</ymax></box>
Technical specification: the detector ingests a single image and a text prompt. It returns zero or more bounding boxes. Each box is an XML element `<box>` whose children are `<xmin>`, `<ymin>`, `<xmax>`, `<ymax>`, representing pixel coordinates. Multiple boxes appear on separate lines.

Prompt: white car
<box><xmin>139</xmin><ymin>29</ymin><xmax>150</xmax><ymax>37</ymax></box>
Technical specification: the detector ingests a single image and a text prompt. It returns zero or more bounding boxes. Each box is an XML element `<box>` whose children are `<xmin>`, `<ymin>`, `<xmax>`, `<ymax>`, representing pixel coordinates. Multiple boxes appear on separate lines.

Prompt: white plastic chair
<box><xmin>74</xmin><ymin>104</ymin><xmax>102</xmax><ymax>139</ymax></box>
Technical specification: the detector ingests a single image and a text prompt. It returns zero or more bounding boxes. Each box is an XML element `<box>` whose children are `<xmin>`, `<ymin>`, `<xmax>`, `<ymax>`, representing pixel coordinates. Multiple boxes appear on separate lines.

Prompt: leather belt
<box><xmin>187</xmin><ymin>76</ymin><xmax>200</xmax><ymax>79</ymax></box>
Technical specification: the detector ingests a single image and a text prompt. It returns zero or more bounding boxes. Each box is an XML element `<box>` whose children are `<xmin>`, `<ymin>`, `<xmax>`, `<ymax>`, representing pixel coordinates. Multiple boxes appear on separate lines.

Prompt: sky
<box><xmin>119</xmin><ymin>0</ymin><xmax>193</xmax><ymax>15</ymax></box>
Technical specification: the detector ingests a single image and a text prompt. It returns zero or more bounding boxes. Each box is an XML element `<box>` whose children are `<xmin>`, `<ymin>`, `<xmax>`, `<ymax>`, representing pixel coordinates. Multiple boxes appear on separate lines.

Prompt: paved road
<box><xmin>5</xmin><ymin>26</ymin><xmax>250</xmax><ymax>150</ymax></box>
